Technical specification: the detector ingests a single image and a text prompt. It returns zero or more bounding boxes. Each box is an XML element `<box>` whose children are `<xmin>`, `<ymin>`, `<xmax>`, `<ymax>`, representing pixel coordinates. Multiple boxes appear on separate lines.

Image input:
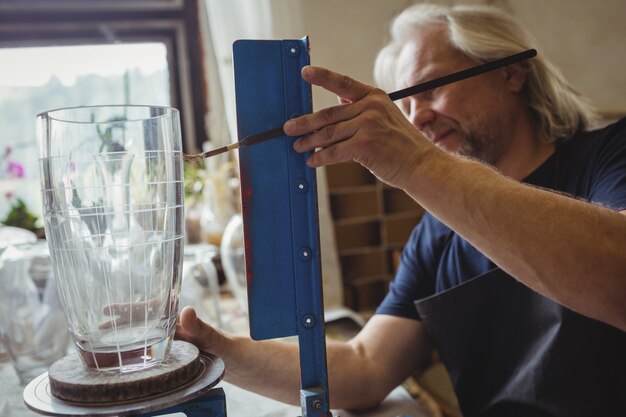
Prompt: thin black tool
<box><xmin>183</xmin><ymin>48</ymin><xmax>537</xmax><ymax>162</ymax></box>
<box><xmin>183</xmin><ymin>127</ymin><xmax>284</xmax><ymax>161</ymax></box>
<box><xmin>388</xmin><ymin>48</ymin><xmax>536</xmax><ymax>100</ymax></box>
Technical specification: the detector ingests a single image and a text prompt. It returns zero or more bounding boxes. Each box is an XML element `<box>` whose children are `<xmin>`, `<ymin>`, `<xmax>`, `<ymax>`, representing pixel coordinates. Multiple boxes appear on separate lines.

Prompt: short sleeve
<box><xmin>588</xmin><ymin>119</ymin><xmax>626</xmax><ymax>211</ymax></box>
<box><xmin>376</xmin><ymin>214</ymin><xmax>450</xmax><ymax>320</ymax></box>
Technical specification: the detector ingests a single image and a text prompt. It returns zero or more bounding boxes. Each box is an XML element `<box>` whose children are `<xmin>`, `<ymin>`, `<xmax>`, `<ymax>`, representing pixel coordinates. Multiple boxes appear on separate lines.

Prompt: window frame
<box><xmin>0</xmin><ymin>0</ymin><xmax>207</xmax><ymax>152</ymax></box>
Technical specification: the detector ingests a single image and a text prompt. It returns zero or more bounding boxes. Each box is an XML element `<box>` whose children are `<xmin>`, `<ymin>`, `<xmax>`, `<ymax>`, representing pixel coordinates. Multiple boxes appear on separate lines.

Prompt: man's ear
<box><xmin>503</xmin><ymin>62</ymin><xmax>527</xmax><ymax>93</ymax></box>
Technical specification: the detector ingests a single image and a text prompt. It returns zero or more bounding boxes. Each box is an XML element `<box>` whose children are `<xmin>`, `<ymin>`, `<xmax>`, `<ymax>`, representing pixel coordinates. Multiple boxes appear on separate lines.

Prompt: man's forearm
<box><xmin>406</xmin><ymin>152</ymin><xmax>626</xmax><ymax>330</ymax></box>
<box><xmin>216</xmin><ymin>335</ymin><xmax>302</xmax><ymax>404</ymax></box>
<box><xmin>213</xmin><ymin>334</ymin><xmax>395</xmax><ymax>409</ymax></box>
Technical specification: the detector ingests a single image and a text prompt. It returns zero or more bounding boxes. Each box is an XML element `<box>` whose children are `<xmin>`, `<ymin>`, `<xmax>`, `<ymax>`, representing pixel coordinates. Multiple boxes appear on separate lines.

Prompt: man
<box><xmin>177</xmin><ymin>4</ymin><xmax>626</xmax><ymax>416</ymax></box>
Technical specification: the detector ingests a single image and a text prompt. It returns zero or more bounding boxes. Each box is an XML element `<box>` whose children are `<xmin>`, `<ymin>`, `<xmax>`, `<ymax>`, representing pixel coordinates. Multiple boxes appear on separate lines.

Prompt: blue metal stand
<box><xmin>233</xmin><ymin>37</ymin><xmax>332</xmax><ymax>417</ymax></box>
<box><xmin>137</xmin><ymin>388</ymin><xmax>227</xmax><ymax>417</ymax></box>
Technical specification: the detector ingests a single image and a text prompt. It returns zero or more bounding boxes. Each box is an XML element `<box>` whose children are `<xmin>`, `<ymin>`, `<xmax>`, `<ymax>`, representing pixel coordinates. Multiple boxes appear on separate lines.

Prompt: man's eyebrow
<box><xmin>425</xmin><ymin>68</ymin><xmax>453</xmax><ymax>85</ymax></box>
<box><xmin>408</xmin><ymin>68</ymin><xmax>440</xmax><ymax>88</ymax></box>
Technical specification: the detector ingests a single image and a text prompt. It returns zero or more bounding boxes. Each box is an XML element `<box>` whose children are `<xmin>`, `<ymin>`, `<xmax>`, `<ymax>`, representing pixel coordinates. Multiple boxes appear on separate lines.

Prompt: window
<box><xmin>0</xmin><ymin>0</ymin><xmax>207</xmax><ymax>151</ymax></box>
<box><xmin>0</xmin><ymin>0</ymin><xmax>207</xmax><ymax>225</ymax></box>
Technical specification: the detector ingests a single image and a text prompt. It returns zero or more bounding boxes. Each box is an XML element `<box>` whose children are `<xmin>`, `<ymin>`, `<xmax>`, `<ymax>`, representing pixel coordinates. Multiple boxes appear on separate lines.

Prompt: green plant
<box><xmin>2</xmin><ymin>198</ymin><xmax>39</xmax><ymax>232</ymax></box>
<box><xmin>95</xmin><ymin>115</ymin><xmax>127</xmax><ymax>153</ymax></box>
<box><xmin>184</xmin><ymin>160</ymin><xmax>207</xmax><ymax>201</ymax></box>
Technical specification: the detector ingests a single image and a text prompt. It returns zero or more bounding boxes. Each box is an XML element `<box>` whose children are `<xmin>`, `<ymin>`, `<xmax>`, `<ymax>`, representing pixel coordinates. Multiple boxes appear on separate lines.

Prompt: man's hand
<box><xmin>285</xmin><ymin>66</ymin><xmax>438</xmax><ymax>191</ymax></box>
<box><xmin>175</xmin><ymin>306</ymin><xmax>220</xmax><ymax>354</ymax></box>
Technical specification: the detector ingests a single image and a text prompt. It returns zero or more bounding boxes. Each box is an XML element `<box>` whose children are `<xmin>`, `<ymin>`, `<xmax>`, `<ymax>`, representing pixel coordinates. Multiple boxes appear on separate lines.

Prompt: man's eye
<box><xmin>398</xmin><ymin>101</ymin><xmax>410</xmax><ymax>115</ymax></box>
<box><xmin>420</xmin><ymin>90</ymin><xmax>434</xmax><ymax>100</ymax></box>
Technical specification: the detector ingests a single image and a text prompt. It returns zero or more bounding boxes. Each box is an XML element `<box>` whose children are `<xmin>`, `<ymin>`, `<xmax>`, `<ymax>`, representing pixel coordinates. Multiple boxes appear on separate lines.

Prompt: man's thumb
<box><xmin>179</xmin><ymin>306</ymin><xmax>202</xmax><ymax>332</ymax></box>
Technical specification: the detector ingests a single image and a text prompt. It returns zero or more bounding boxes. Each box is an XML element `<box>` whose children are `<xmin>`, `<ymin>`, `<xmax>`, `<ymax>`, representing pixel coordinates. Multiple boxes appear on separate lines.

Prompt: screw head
<box><xmin>287</xmin><ymin>43</ymin><xmax>300</xmax><ymax>55</ymax></box>
<box><xmin>298</xmin><ymin>246</ymin><xmax>312</xmax><ymax>261</ymax></box>
<box><xmin>302</xmin><ymin>314</ymin><xmax>316</xmax><ymax>328</ymax></box>
<box><xmin>295</xmin><ymin>178</ymin><xmax>308</xmax><ymax>193</ymax></box>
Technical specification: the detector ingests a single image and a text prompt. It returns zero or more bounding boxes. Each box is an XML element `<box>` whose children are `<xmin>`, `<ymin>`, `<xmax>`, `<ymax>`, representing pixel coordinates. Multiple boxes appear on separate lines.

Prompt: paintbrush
<box><xmin>184</xmin><ymin>127</ymin><xmax>285</xmax><ymax>161</ymax></box>
<box><xmin>183</xmin><ymin>48</ymin><xmax>537</xmax><ymax>162</ymax></box>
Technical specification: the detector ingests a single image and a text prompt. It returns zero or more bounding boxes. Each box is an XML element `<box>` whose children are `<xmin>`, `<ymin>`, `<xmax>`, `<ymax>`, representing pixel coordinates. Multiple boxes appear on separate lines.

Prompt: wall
<box><xmin>298</xmin><ymin>0</ymin><xmax>410</xmax><ymax>110</ymax></box>
<box><xmin>501</xmin><ymin>0</ymin><xmax>626</xmax><ymax>114</ymax></box>
<box><xmin>298</xmin><ymin>0</ymin><xmax>625</xmax><ymax>113</ymax></box>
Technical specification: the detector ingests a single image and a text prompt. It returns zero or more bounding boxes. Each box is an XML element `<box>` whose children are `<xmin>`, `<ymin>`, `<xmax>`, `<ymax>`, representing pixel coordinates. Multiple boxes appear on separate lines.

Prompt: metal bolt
<box><xmin>302</xmin><ymin>314</ymin><xmax>316</xmax><ymax>328</ymax></box>
<box><xmin>298</xmin><ymin>246</ymin><xmax>313</xmax><ymax>261</ymax></box>
<box><xmin>288</xmin><ymin>44</ymin><xmax>300</xmax><ymax>55</ymax></box>
<box><xmin>299</xmin><ymin>247</ymin><xmax>312</xmax><ymax>261</ymax></box>
<box><xmin>295</xmin><ymin>178</ymin><xmax>308</xmax><ymax>193</ymax></box>
<box><xmin>312</xmin><ymin>399</ymin><xmax>323</xmax><ymax>409</ymax></box>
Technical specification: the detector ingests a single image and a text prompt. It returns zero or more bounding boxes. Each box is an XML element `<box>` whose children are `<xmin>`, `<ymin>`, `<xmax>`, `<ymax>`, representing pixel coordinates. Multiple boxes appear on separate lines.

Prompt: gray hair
<box><xmin>374</xmin><ymin>3</ymin><xmax>597</xmax><ymax>143</ymax></box>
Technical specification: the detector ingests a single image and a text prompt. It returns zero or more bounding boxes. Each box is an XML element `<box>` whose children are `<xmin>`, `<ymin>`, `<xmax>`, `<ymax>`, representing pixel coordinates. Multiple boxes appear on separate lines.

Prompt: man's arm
<box><xmin>406</xmin><ymin>155</ymin><xmax>626</xmax><ymax>331</ymax></box>
<box><xmin>286</xmin><ymin>66</ymin><xmax>626</xmax><ymax>331</ymax></box>
<box><xmin>176</xmin><ymin>307</ymin><xmax>431</xmax><ymax>410</ymax></box>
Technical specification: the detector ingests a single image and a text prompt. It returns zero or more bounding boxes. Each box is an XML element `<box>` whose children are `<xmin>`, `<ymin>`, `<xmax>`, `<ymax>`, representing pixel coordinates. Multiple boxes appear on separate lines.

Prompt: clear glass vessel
<box><xmin>37</xmin><ymin>105</ymin><xmax>184</xmax><ymax>373</ymax></box>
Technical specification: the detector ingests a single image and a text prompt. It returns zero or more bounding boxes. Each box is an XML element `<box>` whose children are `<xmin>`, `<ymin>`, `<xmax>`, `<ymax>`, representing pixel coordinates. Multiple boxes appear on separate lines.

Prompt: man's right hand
<box><xmin>286</xmin><ymin>66</ymin><xmax>441</xmax><ymax>192</ymax></box>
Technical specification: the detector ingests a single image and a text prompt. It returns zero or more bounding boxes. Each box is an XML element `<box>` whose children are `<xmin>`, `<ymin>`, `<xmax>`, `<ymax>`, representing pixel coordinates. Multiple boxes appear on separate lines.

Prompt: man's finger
<box><xmin>301</xmin><ymin>66</ymin><xmax>372</xmax><ymax>103</ymax></box>
<box><xmin>285</xmin><ymin>101</ymin><xmax>362</xmax><ymax>137</ymax></box>
<box><xmin>293</xmin><ymin>116</ymin><xmax>360</xmax><ymax>153</ymax></box>
<box><xmin>305</xmin><ymin>138</ymin><xmax>355</xmax><ymax>168</ymax></box>
<box><xmin>283</xmin><ymin>66</ymin><xmax>375</xmax><ymax>138</ymax></box>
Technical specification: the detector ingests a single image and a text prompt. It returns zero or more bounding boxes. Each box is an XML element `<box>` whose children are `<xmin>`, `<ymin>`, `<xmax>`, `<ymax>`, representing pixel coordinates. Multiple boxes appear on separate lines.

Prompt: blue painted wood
<box><xmin>233</xmin><ymin>37</ymin><xmax>331</xmax><ymax>417</ymax></box>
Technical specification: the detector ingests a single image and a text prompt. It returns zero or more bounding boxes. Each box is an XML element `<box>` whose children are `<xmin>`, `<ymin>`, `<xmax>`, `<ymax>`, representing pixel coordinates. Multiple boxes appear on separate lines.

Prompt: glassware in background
<box><xmin>180</xmin><ymin>243</ymin><xmax>223</xmax><ymax>329</ymax></box>
<box><xmin>0</xmin><ymin>241</ymin><xmax>70</xmax><ymax>385</ymax></box>
<box><xmin>37</xmin><ymin>105</ymin><xmax>184</xmax><ymax>373</ymax></box>
<box><xmin>0</xmin><ymin>225</ymin><xmax>37</xmax><ymax>256</ymax></box>
<box><xmin>183</xmin><ymin>156</ymin><xmax>239</xmax><ymax>247</ymax></box>
<box><xmin>183</xmin><ymin>160</ymin><xmax>209</xmax><ymax>245</ymax></box>
<box><xmin>199</xmin><ymin>178</ymin><xmax>227</xmax><ymax>246</ymax></box>
<box><xmin>0</xmin><ymin>226</ymin><xmax>38</xmax><ymax>361</ymax></box>
<box><xmin>220</xmin><ymin>213</ymin><xmax>247</xmax><ymax>313</ymax></box>
<box><xmin>186</xmin><ymin>176</ymin><xmax>226</xmax><ymax>247</ymax></box>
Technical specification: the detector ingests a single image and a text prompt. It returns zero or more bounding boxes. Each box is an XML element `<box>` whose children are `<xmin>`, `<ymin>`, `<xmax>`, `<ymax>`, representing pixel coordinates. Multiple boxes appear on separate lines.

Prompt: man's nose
<box><xmin>409</xmin><ymin>100</ymin><xmax>436</xmax><ymax>131</ymax></box>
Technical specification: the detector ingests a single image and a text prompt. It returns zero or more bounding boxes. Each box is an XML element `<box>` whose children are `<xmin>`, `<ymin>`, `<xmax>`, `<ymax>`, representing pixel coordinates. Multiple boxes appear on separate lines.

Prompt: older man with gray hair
<box><xmin>178</xmin><ymin>4</ymin><xmax>626</xmax><ymax>416</ymax></box>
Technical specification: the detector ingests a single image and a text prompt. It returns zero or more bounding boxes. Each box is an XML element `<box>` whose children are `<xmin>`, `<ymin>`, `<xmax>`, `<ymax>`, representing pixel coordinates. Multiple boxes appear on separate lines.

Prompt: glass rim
<box><xmin>37</xmin><ymin>104</ymin><xmax>178</xmax><ymax>124</ymax></box>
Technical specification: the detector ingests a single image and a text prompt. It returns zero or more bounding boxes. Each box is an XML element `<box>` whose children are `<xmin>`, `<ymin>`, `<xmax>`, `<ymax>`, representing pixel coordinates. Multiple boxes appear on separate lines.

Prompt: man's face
<box><xmin>395</xmin><ymin>24</ymin><xmax>520</xmax><ymax>165</ymax></box>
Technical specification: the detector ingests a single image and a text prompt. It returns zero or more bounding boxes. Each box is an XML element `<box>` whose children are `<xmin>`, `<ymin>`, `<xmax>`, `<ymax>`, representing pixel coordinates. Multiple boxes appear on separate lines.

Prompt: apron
<box><xmin>414</xmin><ymin>267</ymin><xmax>626</xmax><ymax>417</ymax></box>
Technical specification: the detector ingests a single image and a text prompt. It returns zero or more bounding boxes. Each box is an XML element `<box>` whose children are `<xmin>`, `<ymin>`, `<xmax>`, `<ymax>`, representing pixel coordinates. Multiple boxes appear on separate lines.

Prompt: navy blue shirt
<box><xmin>377</xmin><ymin>118</ymin><xmax>626</xmax><ymax>320</ymax></box>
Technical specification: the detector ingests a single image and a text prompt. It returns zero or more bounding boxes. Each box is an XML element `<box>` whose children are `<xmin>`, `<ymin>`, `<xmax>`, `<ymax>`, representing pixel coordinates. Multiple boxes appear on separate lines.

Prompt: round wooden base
<box><xmin>48</xmin><ymin>340</ymin><xmax>201</xmax><ymax>403</ymax></box>
<box><xmin>23</xmin><ymin>341</ymin><xmax>225</xmax><ymax>417</ymax></box>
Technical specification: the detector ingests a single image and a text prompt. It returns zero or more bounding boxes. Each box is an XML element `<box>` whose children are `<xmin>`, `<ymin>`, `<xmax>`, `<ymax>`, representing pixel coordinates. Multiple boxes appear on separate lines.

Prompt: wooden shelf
<box><xmin>329</xmin><ymin>184</ymin><xmax>378</xmax><ymax>194</ymax></box>
<box><xmin>383</xmin><ymin>187</ymin><xmax>422</xmax><ymax>213</ymax></box>
<box><xmin>339</xmin><ymin>249</ymin><xmax>387</xmax><ymax>281</ymax></box>
<box><xmin>343</xmin><ymin>278</ymin><xmax>390</xmax><ymax>312</ymax></box>
<box><xmin>325</xmin><ymin>161</ymin><xmax>424</xmax><ymax>311</ymax></box>
<box><xmin>330</xmin><ymin>188</ymin><xmax>379</xmax><ymax>220</ymax></box>
<box><xmin>384</xmin><ymin>214</ymin><xmax>422</xmax><ymax>245</ymax></box>
<box><xmin>334</xmin><ymin>220</ymin><xmax>381</xmax><ymax>251</ymax></box>
<box><xmin>337</xmin><ymin>245</ymin><xmax>390</xmax><ymax>256</ymax></box>
<box><xmin>327</xmin><ymin>162</ymin><xmax>377</xmax><ymax>188</ymax></box>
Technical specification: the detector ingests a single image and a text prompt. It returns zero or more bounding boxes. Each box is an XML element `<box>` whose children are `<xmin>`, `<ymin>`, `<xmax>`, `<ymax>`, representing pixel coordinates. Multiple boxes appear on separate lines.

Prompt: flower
<box><xmin>1</xmin><ymin>145</ymin><xmax>40</xmax><ymax>233</ymax></box>
<box><xmin>7</xmin><ymin>161</ymin><xmax>24</xmax><ymax>178</ymax></box>
<box><xmin>2</xmin><ymin>145</ymin><xmax>24</xmax><ymax>179</ymax></box>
